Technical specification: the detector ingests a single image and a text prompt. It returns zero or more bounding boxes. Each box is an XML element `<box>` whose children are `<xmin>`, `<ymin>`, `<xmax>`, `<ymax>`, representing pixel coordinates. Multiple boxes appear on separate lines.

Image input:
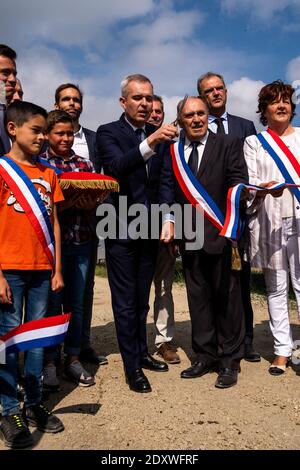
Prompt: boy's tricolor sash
<box><xmin>170</xmin><ymin>141</ymin><xmax>225</xmax><ymax>231</ymax></box>
<box><xmin>0</xmin><ymin>156</ymin><xmax>55</xmax><ymax>267</ymax></box>
<box><xmin>0</xmin><ymin>314</ymin><xmax>71</xmax><ymax>364</ymax></box>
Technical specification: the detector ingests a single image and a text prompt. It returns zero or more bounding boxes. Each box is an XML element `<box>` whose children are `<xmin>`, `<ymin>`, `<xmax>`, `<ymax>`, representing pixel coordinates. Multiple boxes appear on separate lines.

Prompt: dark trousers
<box><xmin>105</xmin><ymin>238</ymin><xmax>159</xmax><ymax>373</ymax></box>
<box><xmin>81</xmin><ymin>234</ymin><xmax>98</xmax><ymax>351</ymax></box>
<box><xmin>182</xmin><ymin>246</ymin><xmax>245</xmax><ymax>370</ymax></box>
<box><xmin>241</xmin><ymin>259</ymin><xmax>254</xmax><ymax>344</ymax></box>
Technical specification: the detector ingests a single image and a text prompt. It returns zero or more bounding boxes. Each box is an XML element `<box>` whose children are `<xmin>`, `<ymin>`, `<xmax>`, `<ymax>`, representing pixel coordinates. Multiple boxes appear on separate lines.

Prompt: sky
<box><xmin>2</xmin><ymin>0</ymin><xmax>300</xmax><ymax>130</ymax></box>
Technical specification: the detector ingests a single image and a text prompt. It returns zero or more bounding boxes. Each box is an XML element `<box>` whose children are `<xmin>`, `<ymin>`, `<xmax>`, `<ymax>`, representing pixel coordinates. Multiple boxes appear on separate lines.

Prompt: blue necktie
<box><xmin>135</xmin><ymin>128</ymin><xmax>145</xmax><ymax>142</ymax></box>
<box><xmin>188</xmin><ymin>142</ymin><xmax>199</xmax><ymax>176</ymax></box>
<box><xmin>214</xmin><ymin>117</ymin><xmax>225</xmax><ymax>134</ymax></box>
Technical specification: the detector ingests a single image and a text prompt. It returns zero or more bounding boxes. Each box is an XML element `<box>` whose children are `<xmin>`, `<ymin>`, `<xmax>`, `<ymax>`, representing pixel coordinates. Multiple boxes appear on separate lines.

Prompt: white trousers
<box><xmin>263</xmin><ymin>217</ymin><xmax>300</xmax><ymax>357</ymax></box>
<box><xmin>153</xmin><ymin>244</ymin><xmax>176</xmax><ymax>347</ymax></box>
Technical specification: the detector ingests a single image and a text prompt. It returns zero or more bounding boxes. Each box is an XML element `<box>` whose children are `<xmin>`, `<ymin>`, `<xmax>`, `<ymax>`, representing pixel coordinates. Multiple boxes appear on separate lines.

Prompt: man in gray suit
<box><xmin>197</xmin><ymin>72</ymin><xmax>260</xmax><ymax>363</ymax></box>
<box><xmin>0</xmin><ymin>44</ymin><xmax>17</xmax><ymax>155</ymax></box>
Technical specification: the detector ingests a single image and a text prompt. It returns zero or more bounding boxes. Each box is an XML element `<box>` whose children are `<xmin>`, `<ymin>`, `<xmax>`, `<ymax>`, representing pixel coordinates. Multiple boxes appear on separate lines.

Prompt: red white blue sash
<box><xmin>220</xmin><ymin>182</ymin><xmax>287</xmax><ymax>239</ymax></box>
<box><xmin>171</xmin><ymin>140</ymin><xmax>300</xmax><ymax>240</ymax></box>
<box><xmin>257</xmin><ymin>128</ymin><xmax>300</xmax><ymax>203</ymax></box>
<box><xmin>221</xmin><ymin>129</ymin><xmax>300</xmax><ymax>238</ymax></box>
<box><xmin>0</xmin><ymin>156</ymin><xmax>55</xmax><ymax>267</ymax></box>
<box><xmin>170</xmin><ymin>141</ymin><xmax>225</xmax><ymax>230</ymax></box>
<box><xmin>0</xmin><ymin>314</ymin><xmax>71</xmax><ymax>363</ymax></box>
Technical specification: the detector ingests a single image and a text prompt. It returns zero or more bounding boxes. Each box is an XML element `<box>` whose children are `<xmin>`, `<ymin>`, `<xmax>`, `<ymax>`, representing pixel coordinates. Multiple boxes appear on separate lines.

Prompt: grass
<box><xmin>95</xmin><ymin>261</ymin><xmax>296</xmax><ymax>303</ymax></box>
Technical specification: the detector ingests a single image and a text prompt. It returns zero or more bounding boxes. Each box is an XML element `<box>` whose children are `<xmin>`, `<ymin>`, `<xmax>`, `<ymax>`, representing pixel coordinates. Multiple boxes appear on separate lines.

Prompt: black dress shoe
<box><xmin>244</xmin><ymin>344</ymin><xmax>261</xmax><ymax>362</ymax></box>
<box><xmin>141</xmin><ymin>354</ymin><xmax>168</xmax><ymax>372</ymax></box>
<box><xmin>215</xmin><ymin>368</ymin><xmax>238</xmax><ymax>388</ymax></box>
<box><xmin>180</xmin><ymin>361</ymin><xmax>216</xmax><ymax>379</ymax></box>
<box><xmin>126</xmin><ymin>368</ymin><xmax>152</xmax><ymax>393</ymax></box>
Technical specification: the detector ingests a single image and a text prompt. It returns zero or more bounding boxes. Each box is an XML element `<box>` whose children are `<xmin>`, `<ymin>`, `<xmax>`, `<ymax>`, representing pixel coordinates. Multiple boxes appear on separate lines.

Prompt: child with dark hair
<box><xmin>0</xmin><ymin>101</ymin><xmax>65</xmax><ymax>449</ymax></box>
<box><xmin>41</xmin><ymin>110</ymin><xmax>97</xmax><ymax>389</ymax></box>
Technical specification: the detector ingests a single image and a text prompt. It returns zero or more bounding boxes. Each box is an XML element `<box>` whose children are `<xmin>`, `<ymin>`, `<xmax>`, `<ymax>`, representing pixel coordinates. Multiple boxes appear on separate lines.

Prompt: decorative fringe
<box><xmin>59</xmin><ymin>179</ymin><xmax>119</xmax><ymax>192</ymax></box>
<box><xmin>231</xmin><ymin>244</ymin><xmax>242</xmax><ymax>271</ymax></box>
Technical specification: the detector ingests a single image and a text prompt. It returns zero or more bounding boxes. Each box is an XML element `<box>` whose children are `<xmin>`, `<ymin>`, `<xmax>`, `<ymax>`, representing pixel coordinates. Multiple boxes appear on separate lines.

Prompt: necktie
<box><xmin>135</xmin><ymin>128</ymin><xmax>145</xmax><ymax>142</ymax></box>
<box><xmin>135</xmin><ymin>128</ymin><xmax>150</xmax><ymax>177</ymax></box>
<box><xmin>188</xmin><ymin>142</ymin><xmax>199</xmax><ymax>176</ymax></box>
<box><xmin>214</xmin><ymin>117</ymin><xmax>225</xmax><ymax>135</ymax></box>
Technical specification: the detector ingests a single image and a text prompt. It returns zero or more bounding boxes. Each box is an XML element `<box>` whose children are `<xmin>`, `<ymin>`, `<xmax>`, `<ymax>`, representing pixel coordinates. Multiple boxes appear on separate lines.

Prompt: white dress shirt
<box><xmin>208</xmin><ymin>111</ymin><xmax>228</xmax><ymax>134</ymax></box>
<box><xmin>183</xmin><ymin>132</ymin><xmax>209</xmax><ymax>171</ymax></box>
<box><xmin>72</xmin><ymin>126</ymin><xmax>90</xmax><ymax>160</ymax></box>
<box><xmin>124</xmin><ymin>116</ymin><xmax>155</xmax><ymax>161</ymax></box>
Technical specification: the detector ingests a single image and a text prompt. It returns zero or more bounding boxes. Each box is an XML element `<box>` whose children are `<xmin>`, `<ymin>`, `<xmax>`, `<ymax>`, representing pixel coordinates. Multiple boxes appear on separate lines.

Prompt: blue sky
<box><xmin>1</xmin><ymin>0</ymin><xmax>300</xmax><ymax>129</ymax></box>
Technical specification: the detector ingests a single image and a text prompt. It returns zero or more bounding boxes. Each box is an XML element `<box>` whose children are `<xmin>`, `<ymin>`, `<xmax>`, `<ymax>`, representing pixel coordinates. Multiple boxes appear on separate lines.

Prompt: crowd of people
<box><xmin>0</xmin><ymin>43</ymin><xmax>299</xmax><ymax>449</ymax></box>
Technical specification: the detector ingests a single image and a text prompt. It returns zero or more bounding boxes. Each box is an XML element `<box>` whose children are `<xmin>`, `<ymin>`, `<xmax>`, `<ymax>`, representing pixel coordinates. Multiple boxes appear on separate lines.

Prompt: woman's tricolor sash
<box><xmin>257</xmin><ymin>128</ymin><xmax>300</xmax><ymax>203</ymax></box>
<box><xmin>0</xmin><ymin>314</ymin><xmax>71</xmax><ymax>363</ymax></box>
<box><xmin>222</xmin><ymin>128</ymin><xmax>300</xmax><ymax>239</ymax></box>
<box><xmin>0</xmin><ymin>156</ymin><xmax>55</xmax><ymax>267</ymax></box>
<box><xmin>171</xmin><ymin>139</ymin><xmax>300</xmax><ymax>241</ymax></box>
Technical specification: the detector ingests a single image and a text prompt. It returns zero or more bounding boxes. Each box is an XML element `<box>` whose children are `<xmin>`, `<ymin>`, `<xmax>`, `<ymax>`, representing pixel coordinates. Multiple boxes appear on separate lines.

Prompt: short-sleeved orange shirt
<box><xmin>0</xmin><ymin>160</ymin><xmax>64</xmax><ymax>270</ymax></box>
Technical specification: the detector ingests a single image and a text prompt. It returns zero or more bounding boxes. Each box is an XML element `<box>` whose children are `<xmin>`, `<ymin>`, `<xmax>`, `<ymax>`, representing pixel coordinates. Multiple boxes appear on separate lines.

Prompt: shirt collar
<box><xmin>74</xmin><ymin>125</ymin><xmax>83</xmax><ymax>138</ymax></box>
<box><xmin>184</xmin><ymin>131</ymin><xmax>209</xmax><ymax>149</ymax></box>
<box><xmin>124</xmin><ymin>115</ymin><xmax>146</xmax><ymax>132</ymax></box>
<box><xmin>208</xmin><ymin>111</ymin><xmax>227</xmax><ymax>124</ymax></box>
<box><xmin>46</xmin><ymin>148</ymin><xmax>76</xmax><ymax>161</ymax></box>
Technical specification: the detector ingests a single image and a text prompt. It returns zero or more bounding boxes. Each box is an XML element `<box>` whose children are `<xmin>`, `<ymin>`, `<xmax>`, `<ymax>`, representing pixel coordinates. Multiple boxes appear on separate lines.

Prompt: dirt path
<box><xmin>1</xmin><ymin>277</ymin><xmax>300</xmax><ymax>450</ymax></box>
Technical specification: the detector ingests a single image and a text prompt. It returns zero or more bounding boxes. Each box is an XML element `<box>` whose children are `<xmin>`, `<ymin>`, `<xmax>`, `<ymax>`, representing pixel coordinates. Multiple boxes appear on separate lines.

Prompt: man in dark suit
<box><xmin>197</xmin><ymin>72</ymin><xmax>260</xmax><ymax>363</ymax></box>
<box><xmin>0</xmin><ymin>44</ymin><xmax>17</xmax><ymax>156</ymax></box>
<box><xmin>172</xmin><ymin>96</ymin><xmax>247</xmax><ymax>388</ymax></box>
<box><xmin>96</xmin><ymin>74</ymin><xmax>177</xmax><ymax>393</ymax></box>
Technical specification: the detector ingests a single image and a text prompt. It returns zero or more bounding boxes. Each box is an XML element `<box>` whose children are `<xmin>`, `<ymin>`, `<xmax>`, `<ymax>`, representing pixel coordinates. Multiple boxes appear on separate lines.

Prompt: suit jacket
<box><xmin>96</xmin><ymin>113</ymin><xmax>173</xmax><ymax>212</ymax></box>
<box><xmin>227</xmin><ymin>113</ymin><xmax>256</xmax><ymax>140</ymax></box>
<box><xmin>82</xmin><ymin>127</ymin><xmax>96</xmax><ymax>165</ymax></box>
<box><xmin>172</xmin><ymin>131</ymin><xmax>248</xmax><ymax>254</ymax></box>
<box><xmin>0</xmin><ymin>104</ymin><xmax>10</xmax><ymax>156</ymax></box>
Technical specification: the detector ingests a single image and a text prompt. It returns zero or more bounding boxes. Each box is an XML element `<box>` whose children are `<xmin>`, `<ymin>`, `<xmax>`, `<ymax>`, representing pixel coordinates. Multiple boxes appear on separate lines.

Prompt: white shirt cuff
<box><xmin>140</xmin><ymin>139</ymin><xmax>155</xmax><ymax>161</ymax></box>
<box><xmin>162</xmin><ymin>214</ymin><xmax>175</xmax><ymax>224</ymax></box>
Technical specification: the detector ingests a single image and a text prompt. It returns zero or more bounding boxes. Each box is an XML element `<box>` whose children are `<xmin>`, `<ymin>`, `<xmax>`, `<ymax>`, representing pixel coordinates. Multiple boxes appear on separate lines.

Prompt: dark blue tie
<box><xmin>214</xmin><ymin>117</ymin><xmax>225</xmax><ymax>134</ymax></box>
<box><xmin>135</xmin><ymin>128</ymin><xmax>145</xmax><ymax>142</ymax></box>
<box><xmin>188</xmin><ymin>142</ymin><xmax>199</xmax><ymax>176</ymax></box>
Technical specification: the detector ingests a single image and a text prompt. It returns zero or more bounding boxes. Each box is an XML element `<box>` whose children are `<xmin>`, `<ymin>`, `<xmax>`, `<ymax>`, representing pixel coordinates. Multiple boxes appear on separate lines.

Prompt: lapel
<box><xmin>118</xmin><ymin>114</ymin><xmax>155</xmax><ymax>178</ymax></box>
<box><xmin>227</xmin><ymin>113</ymin><xmax>237</xmax><ymax>135</ymax></box>
<box><xmin>197</xmin><ymin>130</ymin><xmax>217</xmax><ymax>180</ymax></box>
<box><xmin>82</xmin><ymin>127</ymin><xmax>94</xmax><ymax>160</ymax></box>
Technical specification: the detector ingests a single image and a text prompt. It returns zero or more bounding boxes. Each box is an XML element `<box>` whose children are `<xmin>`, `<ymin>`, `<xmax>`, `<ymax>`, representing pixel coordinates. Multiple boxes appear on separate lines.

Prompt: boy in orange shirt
<box><xmin>0</xmin><ymin>101</ymin><xmax>64</xmax><ymax>449</ymax></box>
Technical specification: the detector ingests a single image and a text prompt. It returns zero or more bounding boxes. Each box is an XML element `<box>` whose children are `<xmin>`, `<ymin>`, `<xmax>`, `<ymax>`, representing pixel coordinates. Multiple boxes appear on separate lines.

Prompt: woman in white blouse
<box><xmin>244</xmin><ymin>80</ymin><xmax>300</xmax><ymax>375</ymax></box>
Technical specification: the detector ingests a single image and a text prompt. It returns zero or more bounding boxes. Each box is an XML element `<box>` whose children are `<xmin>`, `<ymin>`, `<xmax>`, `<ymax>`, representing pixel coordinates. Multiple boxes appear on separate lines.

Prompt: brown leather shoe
<box><xmin>157</xmin><ymin>343</ymin><xmax>181</xmax><ymax>364</ymax></box>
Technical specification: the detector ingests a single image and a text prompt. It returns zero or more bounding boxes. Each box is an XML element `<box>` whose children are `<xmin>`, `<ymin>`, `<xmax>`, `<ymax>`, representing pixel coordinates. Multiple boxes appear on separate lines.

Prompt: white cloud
<box><xmin>18</xmin><ymin>46</ymin><xmax>71</xmax><ymax>110</ymax></box>
<box><xmin>0</xmin><ymin>0</ymin><xmax>155</xmax><ymax>47</ymax></box>
<box><xmin>227</xmin><ymin>77</ymin><xmax>265</xmax><ymax>131</ymax></box>
<box><xmin>1</xmin><ymin>1</ymin><xmax>268</xmax><ymax>131</ymax></box>
<box><xmin>286</xmin><ymin>56</ymin><xmax>300</xmax><ymax>82</ymax></box>
<box><xmin>221</xmin><ymin>0</ymin><xmax>300</xmax><ymax>21</ymax></box>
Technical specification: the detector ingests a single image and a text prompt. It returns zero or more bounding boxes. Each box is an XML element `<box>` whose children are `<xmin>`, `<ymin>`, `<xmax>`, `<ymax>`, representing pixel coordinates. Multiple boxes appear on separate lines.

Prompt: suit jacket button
<box><xmin>297</xmin><ymin>206</ymin><xmax>300</xmax><ymax>210</ymax></box>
